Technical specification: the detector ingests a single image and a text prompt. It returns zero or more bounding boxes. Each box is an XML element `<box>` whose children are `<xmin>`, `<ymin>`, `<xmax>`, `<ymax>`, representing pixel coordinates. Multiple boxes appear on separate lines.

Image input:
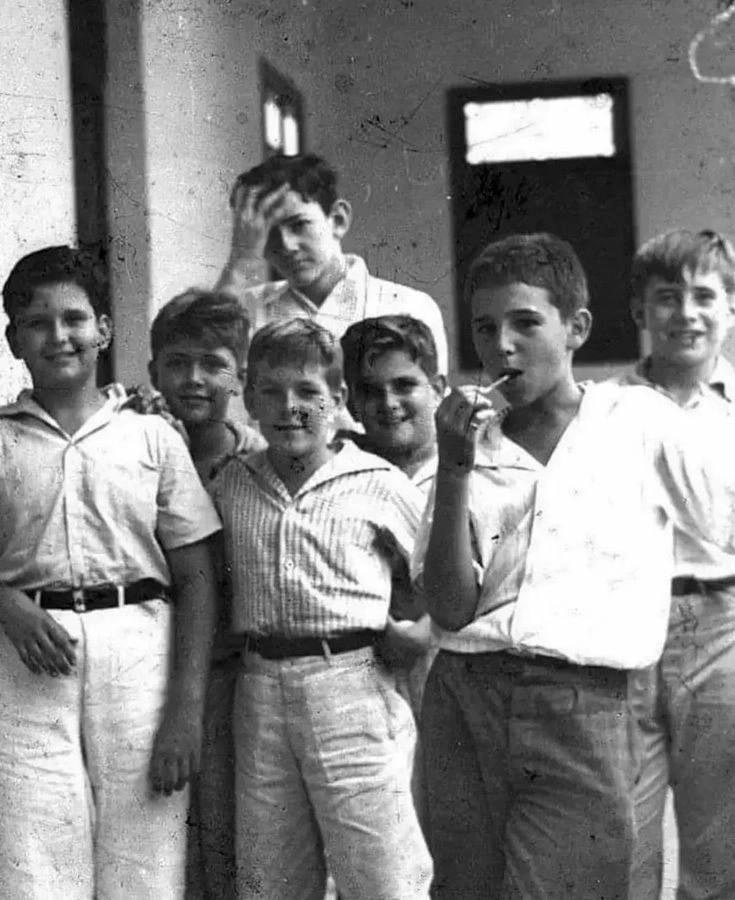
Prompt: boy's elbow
<box><xmin>425</xmin><ymin>582</ymin><xmax>477</xmax><ymax>632</ymax></box>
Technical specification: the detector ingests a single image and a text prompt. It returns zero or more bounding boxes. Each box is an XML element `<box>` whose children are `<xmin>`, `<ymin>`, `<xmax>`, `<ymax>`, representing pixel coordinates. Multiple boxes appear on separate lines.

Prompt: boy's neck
<box><xmin>298</xmin><ymin>254</ymin><xmax>347</xmax><ymax>308</ymax></box>
<box><xmin>185</xmin><ymin>419</ymin><xmax>235</xmax><ymax>464</ymax></box>
<box><xmin>267</xmin><ymin>444</ymin><xmax>336</xmax><ymax>496</ymax></box>
<box><xmin>379</xmin><ymin>441</ymin><xmax>436</xmax><ymax>480</ymax></box>
<box><xmin>645</xmin><ymin>355</ymin><xmax>716</xmax><ymax>404</ymax></box>
<box><xmin>31</xmin><ymin>381</ymin><xmax>106</xmax><ymax>435</ymax></box>
<box><xmin>502</xmin><ymin>377</ymin><xmax>582</xmax><ymax>466</ymax></box>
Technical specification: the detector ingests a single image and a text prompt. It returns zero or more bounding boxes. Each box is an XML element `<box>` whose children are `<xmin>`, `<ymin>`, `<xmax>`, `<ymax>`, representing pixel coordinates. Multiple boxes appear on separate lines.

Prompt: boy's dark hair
<box><xmin>340</xmin><ymin>315</ymin><xmax>439</xmax><ymax>390</ymax></box>
<box><xmin>465</xmin><ymin>233</ymin><xmax>589</xmax><ymax>318</ymax></box>
<box><xmin>150</xmin><ymin>289</ymin><xmax>250</xmax><ymax>364</ymax></box>
<box><xmin>3</xmin><ymin>244</ymin><xmax>108</xmax><ymax>323</ymax></box>
<box><xmin>246</xmin><ymin>318</ymin><xmax>344</xmax><ymax>392</ymax></box>
<box><xmin>230</xmin><ymin>153</ymin><xmax>338</xmax><ymax>215</ymax></box>
<box><xmin>631</xmin><ymin>229</ymin><xmax>735</xmax><ymax>300</ymax></box>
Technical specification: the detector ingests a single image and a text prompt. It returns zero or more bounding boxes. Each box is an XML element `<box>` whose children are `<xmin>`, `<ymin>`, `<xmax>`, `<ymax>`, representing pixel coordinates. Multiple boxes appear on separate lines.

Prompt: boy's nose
<box><xmin>185</xmin><ymin>363</ymin><xmax>206</xmax><ymax>384</ymax></box>
<box><xmin>279</xmin><ymin>229</ymin><xmax>300</xmax><ymax>254</ymax></box>
<box><xmin>677</xmin><ymin>293</ymin><xmax>699</xmax><ymax>320</ymax></box>
<box><xmin>47</xmin><ymin>319</ymin><xmax>70</xmax><ymax>344</ymax></box>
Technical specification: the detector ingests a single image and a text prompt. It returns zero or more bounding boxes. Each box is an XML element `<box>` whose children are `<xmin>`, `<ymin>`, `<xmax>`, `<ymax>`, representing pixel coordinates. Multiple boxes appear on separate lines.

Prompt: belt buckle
<box><xmin>72</xmin><ymin>587</ymin><xmax>86</xmax><ymax>613</ymax></box>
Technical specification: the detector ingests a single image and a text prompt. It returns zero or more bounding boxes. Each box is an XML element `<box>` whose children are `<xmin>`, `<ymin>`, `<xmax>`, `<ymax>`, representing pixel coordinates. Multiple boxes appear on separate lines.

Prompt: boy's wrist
<box><xmin>437</xmin><ymin>461</ymin><xmax>473</xmax><ymax>480</ymax></box>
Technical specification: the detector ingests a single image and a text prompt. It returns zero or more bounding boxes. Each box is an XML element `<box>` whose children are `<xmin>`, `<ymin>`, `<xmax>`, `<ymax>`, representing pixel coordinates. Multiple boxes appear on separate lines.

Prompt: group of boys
<box><xmin>0</xmin><ymin>150</ymin><xmax>734</xmax><ymax>900</ymax></box>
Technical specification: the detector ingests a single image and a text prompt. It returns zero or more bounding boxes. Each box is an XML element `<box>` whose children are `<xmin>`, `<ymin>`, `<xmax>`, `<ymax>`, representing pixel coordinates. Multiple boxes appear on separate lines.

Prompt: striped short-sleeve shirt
<box><xmin>212</xmin><ymin>441</ymin><xmax>424</xmax><ymax>637</ymax></box>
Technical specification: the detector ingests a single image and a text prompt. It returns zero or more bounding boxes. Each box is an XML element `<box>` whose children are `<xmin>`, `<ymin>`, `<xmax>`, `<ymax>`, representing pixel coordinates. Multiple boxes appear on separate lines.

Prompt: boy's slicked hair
<box><xmin>631</xmin><ymin>229</ymin><xmax>735</xmax><ymax>299</ymax></box>
<box><xmin>341</xmin><ymin>315</ymin><xmax>439</xmax><ymax>390</ymax></box>
<box><xmin>3</xmin><ymin>244</ymin><xmax>108</xmax><ymax>322</ymax></box>
<box><xmin>150</xmin><ymin>289</ymin><xmax>250</xmax><ymax>364</ymax></box>
<box><xmin>247</xmin><ymin>318</ymin><xmax>344</xmax><ymax>392</ymax></box>
<box><xmin>230</xmin><ymin>153</ymin><xmax>338</xmax><ymax>215</ymax></box>
<box><xmin>465</xmin><ymin>232</ymin><xmax>589</xmax><ymax>318</ymax></box>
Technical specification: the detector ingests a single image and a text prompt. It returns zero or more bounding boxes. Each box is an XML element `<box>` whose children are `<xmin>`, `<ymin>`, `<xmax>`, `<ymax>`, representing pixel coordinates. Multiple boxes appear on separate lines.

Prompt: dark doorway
<box><xmin>447</xmin><ymin>77</ymin><xmax>637</xmax><ymax>368</ymax></box>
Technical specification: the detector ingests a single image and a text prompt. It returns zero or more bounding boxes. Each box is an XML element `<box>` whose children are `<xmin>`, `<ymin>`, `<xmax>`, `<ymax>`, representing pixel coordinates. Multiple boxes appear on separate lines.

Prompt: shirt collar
<box><xmin>624</xmin><ymin>356</ymin><xmax>735</xmax><ymax>404</ymax></box>
<box><xmin>265</xmin><ymin>254</ymin><xmax>366</xmax><ymax>318</ymax></box>
<box><xmin>242</xmin><ymin>437</ymin><xmax>393</xmax><ymax>498</ymax></box>
<box><xmin>0</xmin><ymin>383</ymin><xmax>128</xmax><ymax>436</ymax></box>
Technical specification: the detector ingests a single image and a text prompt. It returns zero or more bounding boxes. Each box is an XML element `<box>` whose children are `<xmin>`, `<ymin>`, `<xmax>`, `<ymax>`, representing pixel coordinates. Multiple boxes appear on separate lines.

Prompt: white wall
<box><xmin>0</xmin><ymin>0</ymin><xmax>75</xmax><ymax>402</ymax></box>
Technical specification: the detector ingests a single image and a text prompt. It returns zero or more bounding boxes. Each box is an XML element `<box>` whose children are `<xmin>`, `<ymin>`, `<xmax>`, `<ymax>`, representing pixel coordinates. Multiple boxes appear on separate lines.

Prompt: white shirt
<box><xmin>239</xmin><ymin>254</ymin><xmax>449</xmax><ymax>376</ymax></box>
<box><xmin>412</xmin><ymin>381</ymin><xmax>735</xmax><ymax>669</ymax></box>
<box><xmin>617</xmin><ymin>357</ymin><xmax>735</xmax><ymax>580</ymax></box>
<box><xmin>0</xmin><ymin>385</ymin><xmax>222</xmax><ymax>590</ymax></box>
<box><xmin>212</xmin><ymin>440</ymin><xmax>425</xmax><ymax>637</ymax></box>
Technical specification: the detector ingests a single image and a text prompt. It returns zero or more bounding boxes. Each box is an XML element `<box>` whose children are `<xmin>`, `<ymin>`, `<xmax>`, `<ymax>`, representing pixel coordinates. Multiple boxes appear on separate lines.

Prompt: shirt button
<box><xmin>284</xmin><ymin>559</ymin><xmax>295</xmax><ymax>571</ymax></box>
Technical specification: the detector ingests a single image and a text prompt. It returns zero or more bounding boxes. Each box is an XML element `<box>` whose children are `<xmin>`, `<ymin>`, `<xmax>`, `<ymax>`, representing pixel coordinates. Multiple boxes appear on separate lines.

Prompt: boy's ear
<box><xmin>566</xmin><ymin>308</ymin><xmax>593</xmax><ymax>351</ymax></box>
<box><xmin>333</xmin><ymin>382</ymin><xmax>348</xmax><ymax>409</ymax></box>
<box><xmin>96</xmin><ymin>314</ymin><xmax>113</xmax><ymax>351</ymax></box>
<box><xmin>5</xmin><ymin>324</ymin><xmax>21</xmax><ymax>360</ymax></box>
<box><xmin>329</xmin><ymin>199</ymin><xmax>352</xmax><ymax>240</ymax></box>
<box><xmin>430</xmin><ymin>373</ymin><xmax>447</xmax><ymax>401</ymax></box>
<box><xmin>630</xmin><ymin>296</ymin><xmax>645</xmax><ymax>329</ymax></box>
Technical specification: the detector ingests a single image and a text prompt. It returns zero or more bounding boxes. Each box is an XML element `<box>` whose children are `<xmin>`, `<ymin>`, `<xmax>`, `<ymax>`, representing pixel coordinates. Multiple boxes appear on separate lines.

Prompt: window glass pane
<box><xmin>264</xmin><ymin>97</ymin><xmax>282</xmax><ymax>150</ymax></box>
<box><xmin>464</xmin><ymin>94</ymin><xmax>615</xmax><ymax>164</ymax></box>
<box><xmin>282</xmin><ymin>111</ymin><xmax>300</xmax><ymax>156</ymax></box>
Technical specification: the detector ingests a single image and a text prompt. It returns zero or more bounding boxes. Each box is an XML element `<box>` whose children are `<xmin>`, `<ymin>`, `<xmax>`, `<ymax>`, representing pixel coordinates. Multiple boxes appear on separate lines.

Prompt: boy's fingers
<box><xmin>46</xmin><ymin>622</ymin><xmax>78</xmax><ymax>668</ymax></box>
<box><xmin>258</xmin><ymin>182</ymin><xmax>291</xmax><ymax>219</ymax></box>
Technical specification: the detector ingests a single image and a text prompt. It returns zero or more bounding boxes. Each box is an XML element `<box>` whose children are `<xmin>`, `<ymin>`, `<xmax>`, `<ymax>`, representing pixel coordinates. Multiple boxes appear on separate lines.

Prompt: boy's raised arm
<box><xmin>149</xmin><ymin>535</ymin><xmax>217</xmax><ymax>796</ymax></box>
<box><xmin>424</xmin><ymin>388</ymin><xmax>492</xmax><ymax>631</ymax></box>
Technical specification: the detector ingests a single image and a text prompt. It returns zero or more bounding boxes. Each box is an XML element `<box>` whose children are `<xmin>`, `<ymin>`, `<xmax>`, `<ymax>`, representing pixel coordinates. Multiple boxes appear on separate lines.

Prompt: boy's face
<box><xmin>470</xmin><ymin>281</ymin><xmax>590</xmax><ymax>408</ymax></box>
<box><xmin>245</xmin><ymin>359</ymin><xmax>345</xmax><ymax>460</ymax></box>
<box><xmin>263</xmin><ymin>190</ymin><xmax>350</xmax><ymax>292</ymax></box>
<box><xmin>8</xmin><ymin>281</ymin><xmax>111</xmax><ymax>390</ymax></box>
<box><xmin>633</xmin><ymin>267</ymin><xmax>734</xmax><ymax>370</ymax></box>
<box><xmin>352</xmin><ymin>348</ymin><xmax>444</xmax><ymax>455</ymax></box>
<box><xmin>149</xmin><ymin>338</ymin><xmax>241</xmax><ymax>427</ymax></box>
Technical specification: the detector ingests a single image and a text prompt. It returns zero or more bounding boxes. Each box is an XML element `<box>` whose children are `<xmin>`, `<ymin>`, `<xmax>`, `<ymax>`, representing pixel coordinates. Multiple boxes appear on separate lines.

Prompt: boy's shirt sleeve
<box><xmin>153</xmin><ymin>418</ymin><xmax>222</xmax><ymax>549</ymax></box>
<box><xmin>654</xmin><ymin>405</ymin><xmax>735</xmax><ymax>552</ymax></box>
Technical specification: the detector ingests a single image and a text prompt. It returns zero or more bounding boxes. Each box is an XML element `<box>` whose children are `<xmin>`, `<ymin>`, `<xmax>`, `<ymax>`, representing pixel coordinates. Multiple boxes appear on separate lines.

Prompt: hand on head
<box><xmin>229</xmin><ymin>182</ymin><xmax>291</xmax><ymax>261</ymax></box>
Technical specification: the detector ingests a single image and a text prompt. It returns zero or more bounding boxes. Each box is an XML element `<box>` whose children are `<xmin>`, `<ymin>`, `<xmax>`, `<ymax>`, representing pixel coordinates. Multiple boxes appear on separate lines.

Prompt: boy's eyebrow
<box><xmin>472</xmin><ymin>307</ymin><xmax>542</xmax><ymax>323</ymax></box>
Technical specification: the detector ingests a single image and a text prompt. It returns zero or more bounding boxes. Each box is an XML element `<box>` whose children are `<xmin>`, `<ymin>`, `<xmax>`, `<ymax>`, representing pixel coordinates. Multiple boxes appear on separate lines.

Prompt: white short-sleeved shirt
<box><xmin>0</xmin><ymin>385</ymin><xmax>222</xmax><ymax>590</ymax></box>
<box><xmin>616</xmin><ymin>356</ymin><xmax>735</xmax><ymax>580</ymax></box>
<box><xmin>238</xmin><ymin>254</ymin><xmax>449</xmax><ymax>376</ymax></box>
<box><xmin>412</xmin><ymin>381</ymin><xmax>735</xmax><ymax>670</ymax></box>
<box><xmin>211</xmin><ymin>440</ymin><xmax>424</xmax><ymax>637</ymax></box>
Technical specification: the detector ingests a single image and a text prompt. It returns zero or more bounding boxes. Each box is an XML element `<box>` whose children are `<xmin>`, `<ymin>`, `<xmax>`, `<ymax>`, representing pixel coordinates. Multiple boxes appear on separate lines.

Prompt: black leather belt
<box><xmin>26</xmin><ymin>579</ymin><xmax>170</xmax><ymax>612</ymax></box>
<box><xmin>245</xmin><ymin>629</ymin><xmax>380</xmax><ymax>660</ymax></box>
<box><xmin>671</xmin><ymin>575</ymin><xmax>735</xmax><ymax>597</ymax></box>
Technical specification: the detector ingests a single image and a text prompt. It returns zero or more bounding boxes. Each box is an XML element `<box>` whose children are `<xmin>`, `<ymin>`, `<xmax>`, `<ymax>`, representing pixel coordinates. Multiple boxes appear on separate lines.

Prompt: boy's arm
<box><xmin>149</xmin><ymin>534</ymin><xmax>217</xmax><ymax>795</ymax></box>
<box><xmin>215</xmin><ymin>182</ymin><xmax>290</xmax><ymax>295</ymax></box>
<box><xmin>424</xmin><ymin>388</ymin><xmax>498</xmax><ymax>632</ymax></box>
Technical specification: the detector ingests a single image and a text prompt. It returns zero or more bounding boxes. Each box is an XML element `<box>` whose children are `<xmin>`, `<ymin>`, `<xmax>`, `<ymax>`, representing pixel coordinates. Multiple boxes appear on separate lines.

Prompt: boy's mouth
<box><xmin>498</xmin><ymin>367</ymin><xmax>523</xmax><ymax>380</ymax></box>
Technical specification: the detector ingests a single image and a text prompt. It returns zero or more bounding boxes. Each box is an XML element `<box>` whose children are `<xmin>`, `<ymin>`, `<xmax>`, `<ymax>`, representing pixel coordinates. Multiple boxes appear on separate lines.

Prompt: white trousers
<box><xmin>234</xmin><ymin>645</ymin><xmax>433</xmax><ymax>900</ymax></box>
<box><xmin>0</xmin><ymin>601</ymin><xmax>188</xmax><ymax>900</ymax></box>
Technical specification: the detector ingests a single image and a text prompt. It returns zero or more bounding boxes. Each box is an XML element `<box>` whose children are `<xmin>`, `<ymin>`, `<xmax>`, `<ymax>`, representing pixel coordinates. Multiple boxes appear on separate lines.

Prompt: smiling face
<box><xmin>470</xmin><ymin>281</ymin><xmax>590</xmax><ymax>409</ymax></box>
<box><xmin>246</xmin><ymin>358</ymin><xmax>344</xmax><ymax>469</ymax></box>
<box><xmin>150</xmin><ymin>338</ymin><xmax>241</xmax><ymax>427</ymax></box>
<box><xmin>352</xmin><ymin>348</ymin><xmax>443</xmax><ymax>456</ymax></box>
<box><xmin>633</xmin><ymin>268</ymin><xmax>734</xmax><ymax>372</ymax></box>
<box><xmin>8</xmin><ymin>281</ymin><xmax>111</xmax><ymax>390</ymax></box>
<box><xmin>263</xmin><ymin>190</ymin><xmax>350</xmax><ymax>296</ymax></box>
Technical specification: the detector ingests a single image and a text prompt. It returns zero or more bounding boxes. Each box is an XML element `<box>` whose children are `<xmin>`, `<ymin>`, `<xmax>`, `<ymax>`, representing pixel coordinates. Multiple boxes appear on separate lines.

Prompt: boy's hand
<box><xmin>228</xmin><ymin>182</ymin><xmax>291</xmax><ymax>263</ymax></box>
<box><xmin>436</xmin><ymin>385</ymin><xmax>501</xmax><ymax>472</ymax></box>
<box><xmin>0</xmin><ymin>589</ymin><xmax>77</xmax><ymax>676</ymax></box>
<box><xmin>123</xmin><ymin>387</ymin><xmax>190</xmax><ymax>446</ymax></box>
<box><xmin>377</xmin><ymin>615</ymin><xmax>432</xmax><ymax>669</ymax></box>
<box><xmin>149</xmin><ymin>708</ymin><xmax>202</xmax><ymax>796</ymax></box>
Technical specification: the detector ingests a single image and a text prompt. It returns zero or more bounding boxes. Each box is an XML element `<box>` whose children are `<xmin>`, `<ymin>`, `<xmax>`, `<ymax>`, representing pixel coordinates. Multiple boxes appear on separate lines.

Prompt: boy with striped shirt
<box><xmin>211</xmin><ymin>318</ymin><xmax>432</xmax><ymax>899</ymax></box>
